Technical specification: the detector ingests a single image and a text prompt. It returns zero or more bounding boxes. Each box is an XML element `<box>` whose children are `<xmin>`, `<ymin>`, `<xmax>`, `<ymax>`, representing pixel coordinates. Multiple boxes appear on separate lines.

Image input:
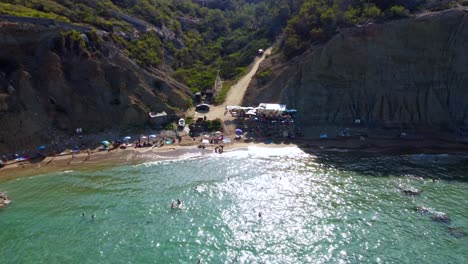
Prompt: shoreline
<box><xmin>1</xmin><ymin>136</ymin><xmax>468</xmax><ymax>181</ymax></box>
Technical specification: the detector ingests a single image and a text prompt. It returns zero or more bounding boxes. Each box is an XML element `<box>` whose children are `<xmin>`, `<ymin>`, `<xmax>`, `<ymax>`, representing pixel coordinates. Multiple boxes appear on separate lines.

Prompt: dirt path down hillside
<box><xmin>200</xmin><ymin>48</ymin><xmax>272</xmax><ymax>134</ymax></box>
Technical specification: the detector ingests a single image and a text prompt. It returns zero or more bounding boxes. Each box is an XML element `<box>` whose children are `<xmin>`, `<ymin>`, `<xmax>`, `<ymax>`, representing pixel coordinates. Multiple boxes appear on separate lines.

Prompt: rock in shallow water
<box><xmin>448</xmin><ymin>227</ymin><xmax>467</xmax><ymax>238</ymax></box>
<box><xmin>431</xmin><ymin>212</ymin><xmax>451</xmax><ymax>224</ymax></box>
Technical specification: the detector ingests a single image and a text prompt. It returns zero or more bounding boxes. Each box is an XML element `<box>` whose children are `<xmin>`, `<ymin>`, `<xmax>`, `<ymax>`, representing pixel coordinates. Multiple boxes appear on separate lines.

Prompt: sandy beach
<box><xmin>1</xmin><ymin>134</ymin><xmax>467</xmax><ymax>181</ymax></box>
<box><xmin>0</xmin><ymin>138</ymin><xmax>293</xmax><ymax>180</ymax></box>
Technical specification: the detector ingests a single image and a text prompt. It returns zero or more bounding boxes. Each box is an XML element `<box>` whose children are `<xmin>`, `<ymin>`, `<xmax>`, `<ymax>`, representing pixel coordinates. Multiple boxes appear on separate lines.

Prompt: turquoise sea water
<box><xmin>0</xmin><ymin>147</ymin><xmax>467</xmax><ymax>263</ymax></box>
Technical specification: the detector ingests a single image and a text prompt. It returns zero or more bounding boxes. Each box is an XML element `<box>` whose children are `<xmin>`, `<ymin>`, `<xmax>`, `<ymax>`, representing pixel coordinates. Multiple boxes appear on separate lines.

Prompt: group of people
<box><xmin>0</xmin><ymin>192</ymin><xmax>10</xmax><ymax>208</ymax></box>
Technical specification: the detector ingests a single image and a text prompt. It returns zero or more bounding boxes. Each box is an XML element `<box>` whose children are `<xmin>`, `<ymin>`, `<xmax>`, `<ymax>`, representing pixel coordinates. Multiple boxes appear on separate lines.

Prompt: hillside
<box><xmin>244</xmin><ymin>8</ymin><xmax>468</xmax><ymax>138</ymax></box>
<box><xmin>1</xmin><ymin>0</ymin><xmax>468</xmax><ymax>153</ymax></box>
<box><xmin>0</xmin><ymin>0</ymin><xmax>292</xmax><ymax>90</ymax></box>
<box><xmin>0</xmin><ymin>0</ymin><xmax>292</xmax><ymax>152</ymax></box>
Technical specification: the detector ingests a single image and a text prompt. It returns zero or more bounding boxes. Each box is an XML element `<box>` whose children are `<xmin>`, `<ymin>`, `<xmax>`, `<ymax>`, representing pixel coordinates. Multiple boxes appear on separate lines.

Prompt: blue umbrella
<box><xmin>101</xmin><ymin>141</ymin><xmax>111</xmax><ymax>146</ymax></box>
<box><xmin>123</xmin><ymin>136</ymin><xmax>131</xmax><ymax>141</ymax></box>
<box><xmin>235</xmin><ymin>129</ymin><xmax>243</xmax><ymax>135</ymax></box>
<box><xmin>38</xmin><ymin>145</ymin><xmax>46</xmax><ymax>151</ymax></box>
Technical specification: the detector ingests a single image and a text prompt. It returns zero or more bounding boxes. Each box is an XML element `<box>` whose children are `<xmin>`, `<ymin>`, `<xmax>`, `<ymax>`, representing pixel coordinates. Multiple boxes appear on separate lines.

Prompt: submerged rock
<box><xmin>431</xmin><ymin>212</ymin><xmax>451</xmax><ymax>224</ymax></box>
<box><xmin>401</xmin><ymin>189</ymin><xmax>422</xmax><ymax>196</ymax></box>
<box><xmin>448</xmin><ymin>227</ymin><xmax>467</xmax><ymax>238</ymax></box>
<box><xmin>415</xmin><ymin>206</ymin><xmax>431</xmax><ymax>214</ymax></box>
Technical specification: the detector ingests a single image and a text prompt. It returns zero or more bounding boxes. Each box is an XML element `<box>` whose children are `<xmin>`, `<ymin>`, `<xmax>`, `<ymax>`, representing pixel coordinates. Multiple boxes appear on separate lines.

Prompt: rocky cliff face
<box><xmin>245</xmin><ymin>10</ymin><xmax>468</xmax><ymax>136</ymax></box>
<box><xmin>0</xmin><ymin>22</ymin><xmax>191</xmax><ymax>153</ymax></box>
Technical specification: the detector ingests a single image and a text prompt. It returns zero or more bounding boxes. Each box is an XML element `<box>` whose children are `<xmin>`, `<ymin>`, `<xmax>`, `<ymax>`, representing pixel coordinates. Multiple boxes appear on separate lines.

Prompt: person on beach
<box><xmin>258</xmin><ymin>212</ymin><xmax>262</xmax><ymax>218</ymax></box>
<box><xmin>82</xmin><ymin>149</ymin><xmax>91</xmax><ymax>163</ymax></box>
<box><xmin>68</xmin><ymin>153</ymin><xmax>75</xmax><ymax>165</ymax></box>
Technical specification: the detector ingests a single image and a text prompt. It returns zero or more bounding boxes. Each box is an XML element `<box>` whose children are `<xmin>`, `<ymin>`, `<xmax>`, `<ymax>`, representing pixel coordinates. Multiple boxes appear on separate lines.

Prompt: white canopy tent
<box><xmin>256</xmin><ymin>103</ymin><xmax>286</xmax><ymax>117</ymax></box>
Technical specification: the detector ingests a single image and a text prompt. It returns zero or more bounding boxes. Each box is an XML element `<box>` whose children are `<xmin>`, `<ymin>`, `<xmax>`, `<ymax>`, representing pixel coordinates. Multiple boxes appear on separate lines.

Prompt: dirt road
<box><xmin>194</xmin><ymin>48</ymin><xmax>271</xmax><ymax>134</ymax></box>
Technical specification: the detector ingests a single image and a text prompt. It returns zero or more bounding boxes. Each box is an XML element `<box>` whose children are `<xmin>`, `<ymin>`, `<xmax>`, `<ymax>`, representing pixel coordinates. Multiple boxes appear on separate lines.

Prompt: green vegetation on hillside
<box><xmin>281</xmin><ymin>0</ymin><xmax>462</xmax><ymax>57</ymax></box>
<box><xmin>1</xmin><ymin>0</ymin><xmax>462</xmax><ymax>93</ymax></box>
<box><xmin>1</xmin><ymin>0</ymin><xmax>293</xmax><ymax>93</ymax></box>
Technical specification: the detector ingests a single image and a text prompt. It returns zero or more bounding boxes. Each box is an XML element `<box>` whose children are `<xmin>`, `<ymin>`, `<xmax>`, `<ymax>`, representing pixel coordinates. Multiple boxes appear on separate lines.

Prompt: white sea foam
<box><xmin>221</xmin><ymin>146</ymin><xmax>309</xmax><ymax>159</ymax></box>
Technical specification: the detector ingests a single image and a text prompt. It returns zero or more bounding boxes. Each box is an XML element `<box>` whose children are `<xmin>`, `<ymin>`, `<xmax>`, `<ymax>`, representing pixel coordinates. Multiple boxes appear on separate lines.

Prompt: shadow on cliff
<box><xmin>299</xmin><ymin>148</ymin><xmax>468</xmax><ymax>182</ymax></box>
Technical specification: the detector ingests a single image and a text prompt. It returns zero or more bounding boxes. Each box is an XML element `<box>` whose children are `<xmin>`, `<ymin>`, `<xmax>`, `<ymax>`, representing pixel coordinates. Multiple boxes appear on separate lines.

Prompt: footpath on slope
<box><xmin>195</xmin><ymin>48</ymin><xmax>272</xmax><ymax>135</ymax></box>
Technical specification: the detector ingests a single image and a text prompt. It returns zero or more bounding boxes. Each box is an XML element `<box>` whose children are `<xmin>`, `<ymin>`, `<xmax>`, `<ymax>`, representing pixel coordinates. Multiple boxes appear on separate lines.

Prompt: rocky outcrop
<box><xmin>0</xmin><ymin>22</ymin><xmax>191</xmax><ymax>153</ymax></box>
<box><xmin>245</xmin><ymin>9</ymin><xmax>468</xmax><ymax>136</ymax></box>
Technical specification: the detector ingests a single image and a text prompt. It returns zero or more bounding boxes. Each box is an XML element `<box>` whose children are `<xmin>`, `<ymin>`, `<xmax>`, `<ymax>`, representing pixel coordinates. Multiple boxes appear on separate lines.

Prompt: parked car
<box><xmin>195</xmin><ymin>104</ymin><xmax>210</xmax><ymax>112</ymax></box>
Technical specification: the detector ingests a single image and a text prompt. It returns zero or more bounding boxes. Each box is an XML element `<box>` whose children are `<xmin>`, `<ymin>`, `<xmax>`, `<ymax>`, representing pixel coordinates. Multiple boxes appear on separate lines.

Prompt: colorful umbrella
<box><xmin>235</xmin><ymin>129</ymin><xmax>243</xmax><ymax>135</ymax></box>
<box><xmin>123</xmin><ymin>136</ymin><xmax>131</xmax><ymax>141</ymax></box>
<box><xmin>38</xmin><ymin>145</ymin><xmax>46</xmax><ymax>151</ymax></box>
<box><xmin>149</xmin><ymin>135</ymin><xmax>157</xmax><ymax>138</ymax></box>
<box><xmin>101</xmin><ymin>141</ymin><xmax>111</xmax><ymax>146</ymax></box>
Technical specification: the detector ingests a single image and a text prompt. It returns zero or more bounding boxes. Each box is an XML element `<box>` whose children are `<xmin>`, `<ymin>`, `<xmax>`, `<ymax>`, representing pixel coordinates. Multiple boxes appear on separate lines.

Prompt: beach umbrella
<box><xmin>38</xmin><ymin>145</ymin><xmax>46</xmax><ymax>151</ymax></box>
<box><xmin>140</xmin><ymin>136</ymin><xmax>148</xmax><ymax>140</ymax></box>
<box><xmin>214</xmin><ymin>131</ymin><xmax>222</xmax><ymax>135</ymax></box>
<box><xmin>235</xmin><ymin>129</ymin><xmax>243</xmax><ymax>135</ymax></box>
<box><xmin>101</xmin><ymin>141</ymin><xmax>111</xmax><ymax>146</ymax></box>
<box><xmin>149</xmin><ymin>135</ymin><xmax>157</xmax><ymax>138</ymax></box>
<box><xmin>123</xmin><ymin>136</ymin><xmax>131</xmax><ymax>141</ymax></box>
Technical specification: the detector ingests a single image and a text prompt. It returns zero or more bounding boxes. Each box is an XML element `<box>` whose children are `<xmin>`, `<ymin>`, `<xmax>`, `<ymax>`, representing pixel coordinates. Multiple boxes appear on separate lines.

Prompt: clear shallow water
<box><xmin>1</xmin><ymin>147</ymin><xmax>467</xmax><ymax>263</ymax></box>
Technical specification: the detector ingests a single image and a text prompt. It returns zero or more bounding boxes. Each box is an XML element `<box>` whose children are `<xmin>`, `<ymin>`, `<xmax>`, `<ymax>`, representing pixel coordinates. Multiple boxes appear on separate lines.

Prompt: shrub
<box><xmin>363</xmin><ymin>5</ymin><xmax>383</xmax><ymax>20</ymax></box>
<box><xmin>214</xmin><ymin>79</ymin><xmax>235</xmax><ymax>105</ymax></box>
<box><xmin>387</xmin><ymin>6</ymin><xmax>410</xmax><ymax>18</ymax></box>
<box><xmin>429</xmin><ymin>0</ymin><xmax>458</xmax><ymax>11</ymax></box>
<box><xmin>256</xmin><ymin>70</ymin><xmax>273</xmax><ymax>85</ymax></box>
<box><xmin>206</xmin><ymin>118</ymin><xmax>222</xmax><ymax>131</ymax></box>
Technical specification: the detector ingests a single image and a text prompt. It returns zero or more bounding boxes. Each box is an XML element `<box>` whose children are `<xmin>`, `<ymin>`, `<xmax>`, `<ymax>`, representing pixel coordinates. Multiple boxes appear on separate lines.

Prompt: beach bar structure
<box><xmin>255</xmin><ymin>103</ymin><xmax>286</xmax><ymax>117</ymax></box>
<box><xmin>226</xmin><ymin>103</ymin><xmax>288</xmax><ymax>119</ymax></box>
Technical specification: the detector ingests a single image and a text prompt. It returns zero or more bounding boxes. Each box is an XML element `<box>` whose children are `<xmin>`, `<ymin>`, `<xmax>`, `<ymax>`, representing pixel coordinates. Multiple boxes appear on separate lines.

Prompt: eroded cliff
<box><xmin>0</xmin><ymin>22</ymin><xmax>191</xmax><ymax>152</ymax></box>
<box><xmin>245</xmin><ymin>9</ymin><xmax>468</xmax><ymax>136</ymax></box>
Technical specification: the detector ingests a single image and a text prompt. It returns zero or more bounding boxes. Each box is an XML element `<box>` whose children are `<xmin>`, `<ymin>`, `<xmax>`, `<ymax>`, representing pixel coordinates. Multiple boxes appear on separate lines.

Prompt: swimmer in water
<box><xmin>91</xmin><ymin>214</ymin><xmax>95</xmax><ymax>220</ymax></box>
<box><xmin>258</xmin><ymin>212</ymin><xmax>262</xmax><ymax>218</ymax></box>
<box><xmin>82</xmin><ymin>212</ymin><xmax>85</xmax><ymax>217</ymax></box>
<box><xmin>177</xmin><ymin>199</ymin><xmax>182</xmax><ymax>206</ymax></box>
<box><xmin>171</xmin><ymin>201</ymin><xmax>177</xmax><ymax>209</ymax></box>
